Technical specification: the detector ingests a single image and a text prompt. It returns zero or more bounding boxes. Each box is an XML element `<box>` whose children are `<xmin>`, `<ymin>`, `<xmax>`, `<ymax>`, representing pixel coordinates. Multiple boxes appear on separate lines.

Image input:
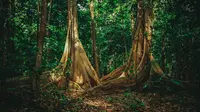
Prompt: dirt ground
<box><xmin>0</xmin><ymin>78</ymin><xmax>198</xmax><ymax>112</ymax></box>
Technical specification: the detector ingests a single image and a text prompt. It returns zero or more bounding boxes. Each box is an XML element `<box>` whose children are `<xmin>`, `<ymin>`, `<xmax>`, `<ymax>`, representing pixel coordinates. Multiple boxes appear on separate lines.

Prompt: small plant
<box><xmin>126</xmin><ymin>98</ymin><xmax>145</xmax><ymax>111</ymax></box>
<box><xmin>130</xmin><ymin>102</ymin><xmax>145</xmax><ymax>111</ymax></box>
<box><xmin>105</xmin><ymin>97</ymin><xmax>113</xmax><ymax>102</ymax></box>
<box><xmin>144</xmin><ymin>31</ymin><xmax>148</xmax><ymax>37</ymax></box>
<box><xmin>123</xmin><ymin>91</ymin><xmax>132</xmax><ymax>98</ymax></box>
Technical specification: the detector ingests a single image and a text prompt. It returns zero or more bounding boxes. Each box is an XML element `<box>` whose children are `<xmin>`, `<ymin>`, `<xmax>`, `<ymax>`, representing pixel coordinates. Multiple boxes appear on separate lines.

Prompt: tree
<box><xmin>48</xmin><ymin>0</ymin><xmax>100</xmax><ymax>90</ymax></box>
<box><xmin>46</xmin><ymin>0</ymin><xmax>165</xmax><ymax>91</ymax></box>
<box><xmin>92</xmin><ymin>0</ymin><xmax>156</xmax><ymax>90</ymax></box>
<box><xmin>34</xmin><ymin>0</ymin><xmax>47</xmax><ymax>92</ymax></box>
<box><xmin>89</xmin><ymin>0</ymin><xmax>100</xmax><ymax>76</ymax></box>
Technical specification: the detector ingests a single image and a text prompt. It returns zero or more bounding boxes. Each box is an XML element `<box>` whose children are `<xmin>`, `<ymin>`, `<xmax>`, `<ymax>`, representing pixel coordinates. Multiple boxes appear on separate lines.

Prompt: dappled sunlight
<box><xmin>0</xmin><ymin>0</ymin><xmax>198</xmax><ymax>111</ymax></box>
<box><xmin>74</xmin><ymin>74</ymin><xmax>84</xmax><ymax>84</ymax></box>
<box><xmin>84</xmin><ymin>98</ymin><xmax>112</xmax><ymax>109</ymax></box>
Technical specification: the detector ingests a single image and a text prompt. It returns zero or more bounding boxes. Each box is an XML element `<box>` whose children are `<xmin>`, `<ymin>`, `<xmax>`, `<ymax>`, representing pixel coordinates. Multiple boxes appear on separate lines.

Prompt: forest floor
<box><xmin>0</xmin><ymin>76</ymin><xmax>198</xmax><ymax>112</ymax></box>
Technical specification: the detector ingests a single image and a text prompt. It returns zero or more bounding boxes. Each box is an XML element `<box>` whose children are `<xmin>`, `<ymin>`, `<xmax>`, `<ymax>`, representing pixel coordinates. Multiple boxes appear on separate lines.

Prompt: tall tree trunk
<box><xmin>0</xmin><ymin>0</ymin><xmax>9</xmax><ymax>68</ymax></box>
<box><xmin>89</xmin><ymin>0</ymin><xmax>100</xmax><ymax>77</ymax></box>
<box><xmin>34</xmin><ymin>0</ymin><xmax>47</xmax><ymax>92</ymax></box>
<box><xmin>127</xmin><ymin>0</ymin><xmax>152</xmax><ymax>75</ymax></box>
<box><xmin>100</xmin><ymin>0</ymin><xmax>154</xmax><ymax>86</ymax></box>
<box><xmin>48</xmin><ymin>0</ymin><xmax>100</xmax><ymax>90</ymax></box>
<box><xmin>70</xmin><ymin>0</ymin><xmax>100</xmax><ymax>89</ymax></box>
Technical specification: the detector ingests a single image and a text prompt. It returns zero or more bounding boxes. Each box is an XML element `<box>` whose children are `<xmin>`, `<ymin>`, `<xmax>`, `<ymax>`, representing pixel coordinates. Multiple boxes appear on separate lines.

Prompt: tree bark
<box><xmin>89</xmin><ymin>0</ymin><xmax>100</xmax><ymax>77</ymax></box>
<box><xmin>47</xmin><ymin>0</ymin><xmax>100</xmax><ymax>90</ymax></box>
<box><xmin>99</xmin><ymin>0</ymin><xmax>154</xmax><ymax>89</ymax></box>
<box><xmin>70</xmin><ymin>0</ymin><xmax>100</xmax><ymax>89</ymax></box>
<box><xmin>34</xmin><ymin>0</ymin><xmax>47</xmax><ymax>92</ymax></box>
<box><xmin>0</xmin><ymin>0</ymin><xmax>9</xmax><ymax>68</ymax></box>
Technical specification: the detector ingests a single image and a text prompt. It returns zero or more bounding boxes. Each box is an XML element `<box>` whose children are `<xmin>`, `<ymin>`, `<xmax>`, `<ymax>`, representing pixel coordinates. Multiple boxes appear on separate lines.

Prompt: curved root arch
<box><xmin>90</xmin><ymin>0</ymin><xmax>164</xmax><ymax>92</ymax></box>
<box><xmin>45</xmin><ymin>0</ymin><xmax>100</xmax><ymax>90</ymax></box>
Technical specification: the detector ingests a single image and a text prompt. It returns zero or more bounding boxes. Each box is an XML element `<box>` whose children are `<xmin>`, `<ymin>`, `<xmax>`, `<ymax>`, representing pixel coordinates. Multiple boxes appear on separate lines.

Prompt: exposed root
<box><xmin>150</xmin><ymin>54</ymin><xmax>164</xmax><ymax>75</ymax></box>
<box><xmin>85</xmin><ymin>62</ymin><xmax>151</xmax><ymax>95</ymax></box>
<box><xmin>41</xmin><ymin>68</ymin><xmax>67</xmax><ymax>89</ymax></box>
<box><xmin>100</xmin><ymin>65</ymin><xmax>126</xmax><ymax>82</ymax></box>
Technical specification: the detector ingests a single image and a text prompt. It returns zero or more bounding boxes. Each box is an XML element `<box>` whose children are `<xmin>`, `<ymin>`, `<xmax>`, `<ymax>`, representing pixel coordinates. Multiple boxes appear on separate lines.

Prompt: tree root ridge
<box><xmin>85</xmin><ymin>61</ymin><xmax>151</xmax><ymax>94</ymax></box>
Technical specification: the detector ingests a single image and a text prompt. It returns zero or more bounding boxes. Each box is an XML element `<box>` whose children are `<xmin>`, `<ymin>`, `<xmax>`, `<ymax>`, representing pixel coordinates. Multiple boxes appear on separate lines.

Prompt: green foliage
<box><xmin>105</xmin><ymin>97</ymin><xmax>114</xmax><ymax>103</ymax></box>
<box><xmin>170</xmin><ymin>79</ymin><xmax>183</xmax><ymax>87</ymax></box>
<box><xmin>152</xmin><ymin>0</ymin><xmax>199</xmax><ymax>81</ymax></box>
<box><xmin>95</xmin><ymin>0</ymin><xmax>134</xmax><ymax>75</ymax></box>
<box><xmin>144</xmin><ymin>31</ymin><xmax>148</xmax><ymax>37</ymax></box>
<box><xmin>4</xmin><ymin>0</ymin><xmax>67</xmax><ymax>73</ymax></box>
<box><xmin>125</xmin><ymin>97</ymin><xmax>145</xmax><ymax>112</ymax></box>
<box><xmin>129</xmin><ymin>101</ymin><xmax>145</xmax><ymax>111</ymax></box>
<box><xmin>123</xmin><ymin>91</ymin><xmax>132</xmax><ymax>98</ymax></box>
<box><xmin>1</xmin><ymin>0</ymin><xmax>199</xmax><ymax>83</ymax></box>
